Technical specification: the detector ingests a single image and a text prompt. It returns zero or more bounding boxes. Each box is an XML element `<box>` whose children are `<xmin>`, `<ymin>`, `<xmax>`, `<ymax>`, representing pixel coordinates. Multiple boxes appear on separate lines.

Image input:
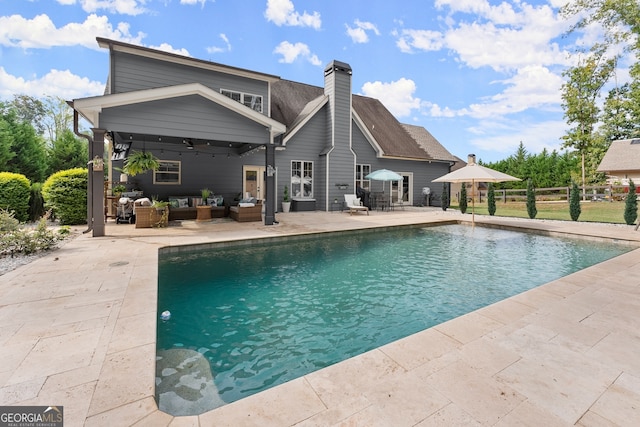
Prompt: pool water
<box><xmin>156</xmin><ymin>225</ymin><xmax>631</xmax><ymax>414</ymax></box>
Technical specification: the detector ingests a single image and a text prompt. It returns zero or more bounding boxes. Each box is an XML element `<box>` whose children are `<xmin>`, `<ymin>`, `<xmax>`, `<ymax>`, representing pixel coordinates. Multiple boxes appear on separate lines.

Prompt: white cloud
<box><xmin>395</xmin><ymin>29</ymin><xmax>444</xmax><ymax>53</ymax></box>
<box><xmin>273</xmin><ymin>41</ymin><xmax>321</xmax><ymax>66</ymax></box>
<box><xmin>468</xmin><ymin>119</ymin><xmax>568</xmax><ymax>155</ymax></box>
<box><xmin>465</xmin><ymin>65</ymin><xmax>564</xmax><ymax>119</ymax></box>
<box><xmin>264</xmin><ymin>0</ymin><xmax>321</xmax><ymax>30</ymax></box>
<box><xmin>206</xmin><ymin>34</ymin><xmax>231</xmax><ymax>54</ymax></box>
<box><xmin>58</xmin><ymin>0</ymin><xmax>148</xmax><ymax>16</ymax></box>
<box><xmin>149</xmin><ymin>43</ymin><xmax>190</xmax><ymax>56</ymax></box>
<box><xmin>360</xmin><ymin>78</ymin><xmax>421</xmax><ymax>117</ymax></box>
<box><xmin>345</xmin><ymin>20</ymin><xmax>379</xmax><ymax>44</ymax></box>
<box><xmin>0</xmin><ymin>66</ymin><xmax>104</xmax><ymax>100</ymax></box>
<box><xmin>0</xmin><ymin>14</ymin><xmax>145</xmax><ymax>49</ymax></box>
<box><xmin>180</xmin><ymin>0</ymin><xmax>210</xmax><ymax>6</ymax></box>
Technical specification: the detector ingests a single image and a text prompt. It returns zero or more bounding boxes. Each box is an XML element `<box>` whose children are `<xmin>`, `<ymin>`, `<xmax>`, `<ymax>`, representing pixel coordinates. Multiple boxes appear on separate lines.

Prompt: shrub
<box><xmin>42</xmin><ymin>168</ymin><xmax>88</xmax><ymax>225</ymax></box>
<box><xmin>526</xmin><ymin>179</ymin><xmax>537</xmax><ymax>219</ymax></box>
<box><xmin>441</xmin><ymin>183</ymin><xmax>449</xmax><ymax>211</ymax></box>
<box><xmin>28</xmin><ymin>182</ymin><xmax>46</xmax><ymax>222</ymax></box>
<box><xmin>487</xmin><ymin>183</ymin><xmax>496</xmax><ymax>216</ymax></box>
<box><xmin>459</xmin><ymin>183</ymin><xmax>468</xmax><ymax>214</ymax></box>
<box><xmin>624</xmin><ymin>179</ymin><xmax>638</xmax><ymax>225</ymax></box>
<box><xmin>0</xmin><ymin>211</ymin><xmax>70</xmax><ymax>256</ymax></box>
<box><xmin>569</xmin><ymin>181</ymin><xmax>581</xmax><ymax>221</ymax></box>
<box><xmin>0</xmin><ymin>172</ymin><xmax>31</xmax><ymax>222</ymax></box>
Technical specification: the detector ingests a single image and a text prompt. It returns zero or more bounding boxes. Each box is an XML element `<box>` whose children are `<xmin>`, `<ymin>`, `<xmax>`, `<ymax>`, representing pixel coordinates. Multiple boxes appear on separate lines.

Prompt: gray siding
<box><xmin>353</xmin><ymin>122</ymin><xmax>450</xmax><ymax>206</ymax></box>
<box><xmin>117</xmin><ymin>141</ymin><xmax>265</xmax><ymax>202</ymax></box>
<box><xmin>276</xmin><ymin>107</ymin><xmax>327</xmax><ymax>209</ymax></box>
<box><xmin>112</xmin><ymin>52</ymin><xmax>269</xmax><ymax>115</ymax></box>
<box><xmin>100</xmin><ymin>95</ymin><xmax>269</xmax><ymax>144</ymax></box>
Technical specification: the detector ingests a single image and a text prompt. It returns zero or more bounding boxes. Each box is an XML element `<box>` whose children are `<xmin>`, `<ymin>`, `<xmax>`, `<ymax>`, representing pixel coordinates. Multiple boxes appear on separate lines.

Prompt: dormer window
<box><xmin>220</xmin><ymin>89</ymin><xmax>263</xmax><ymax>113</ymax></box>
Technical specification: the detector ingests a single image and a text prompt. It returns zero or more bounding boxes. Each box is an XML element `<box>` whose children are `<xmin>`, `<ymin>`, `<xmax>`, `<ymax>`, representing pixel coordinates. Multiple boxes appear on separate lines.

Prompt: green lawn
<box><xmin>449</xmin><ymin>201</ymin><xmax>633</xmax><ymax>224</ymax></box>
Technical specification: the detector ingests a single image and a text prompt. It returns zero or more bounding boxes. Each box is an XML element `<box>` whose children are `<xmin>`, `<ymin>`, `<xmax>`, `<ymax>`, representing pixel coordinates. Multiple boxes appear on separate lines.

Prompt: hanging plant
<box><xmin>123</xmin><ymin>151</ymin><xmax>160</xmax><ymax>176</ymax></box>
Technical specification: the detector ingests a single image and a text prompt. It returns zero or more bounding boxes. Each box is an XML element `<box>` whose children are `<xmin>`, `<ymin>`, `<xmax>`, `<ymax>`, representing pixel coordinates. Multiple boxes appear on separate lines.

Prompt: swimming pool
<box><xmin>155</xmin><ymin>224</ymin><xmax>631</xmax><ymax>415</ymax></box>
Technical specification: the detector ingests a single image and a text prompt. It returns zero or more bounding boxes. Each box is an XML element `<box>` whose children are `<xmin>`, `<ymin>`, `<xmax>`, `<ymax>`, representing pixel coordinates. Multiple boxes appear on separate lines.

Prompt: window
<box><xmin>291</xmin><ymin>161</ymin><xmax>313</xmax><ymax>198</ymax></box>
<box><xmin>356</xmin><ymin>164</ymin><xmax>371</xmax><ymax>191</ymax></box>
<box><xmin>221</xmin><ymin>89</ymin><xmax>263</xmax><ymax>113</ymax></box>
<box><xmin>153</xmin><ymin>160</ymin><xmax>181</xmax><ymax>185</ymax></box>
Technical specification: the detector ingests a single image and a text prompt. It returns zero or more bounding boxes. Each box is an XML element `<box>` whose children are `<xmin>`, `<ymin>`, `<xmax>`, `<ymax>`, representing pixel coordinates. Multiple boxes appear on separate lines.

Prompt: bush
<box><xmin>624</xmin><ymin>179</ymin><xmax>638</xmax><ymax>225</ymax></box>
<box><xmin>28</xmin><ymin>182</ymin><xmax>46</xmax><ymax>222</ymax></box>
<box><xmin>0</xmin><ymin>172</ymin><xmax>31</xmax><ymax>222</ymax></box>
<box><xmin>42</xmin><ymin>168</ymin><xmax>88</xmax><ymax>225</ymax></box>
<box><xmin>487</xmin><ymin>183</ymin><xmax>496</xmax><ymax>216</ymax></box>
<box><xmin>569</xmin><ymin>181</ymin><xmax>581</xmax><ymax>221</ymax></box>
<box><xmin>526</xmin><ymin>179</ymin><xmax>537</xmax><ymax>219</ymax></box>
<box><xmin>459</xmin><ymin>184</ymin><xmax>468</xmax><ymax>214</ymax></box>
<box><xmin>0</xmin><ymin>210</ymin><xmax>70</xmax><ymax>256</ymax></box>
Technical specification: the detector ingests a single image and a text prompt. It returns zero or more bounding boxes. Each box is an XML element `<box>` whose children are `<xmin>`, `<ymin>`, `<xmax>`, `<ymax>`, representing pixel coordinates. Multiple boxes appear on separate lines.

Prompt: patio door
<box><xmin>391</xmin><ymin>173</ymin><xmax>413</xmax><ymax>205</ymax></box>
<box><xmin>243</xmin><ymin>165</ymin><xmax>265</xmax><ymax>202</ymax></box>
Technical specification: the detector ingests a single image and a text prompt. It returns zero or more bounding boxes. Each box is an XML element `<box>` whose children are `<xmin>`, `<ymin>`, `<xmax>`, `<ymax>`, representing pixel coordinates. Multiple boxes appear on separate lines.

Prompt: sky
<box><xmin>0</xmin><ymin>0</ymin><xmax>627</xmax><ymax>163</ymax></box>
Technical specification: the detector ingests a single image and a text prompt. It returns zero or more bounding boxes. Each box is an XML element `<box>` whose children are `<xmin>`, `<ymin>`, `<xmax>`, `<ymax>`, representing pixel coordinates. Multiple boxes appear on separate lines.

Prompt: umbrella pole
<box><xmin>472</xmin><ymin>179</ymin><xmax>475</xmax><ymax>227</ymax></box>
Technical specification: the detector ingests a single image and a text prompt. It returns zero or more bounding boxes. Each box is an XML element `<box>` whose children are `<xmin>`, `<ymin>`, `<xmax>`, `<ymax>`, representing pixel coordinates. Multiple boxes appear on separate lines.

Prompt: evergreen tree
<box><xmin>526</xmin><ymin>179</ymin><xmax>537</xmax><ymax>219</ymax></box>
<box><xmin>624</xmin><ymin>179</ymin><xmax>638</xmax><ymax>225</ymax></box>
<box><xmin>487</xmin><ymin>183</ymin><xmax>496</xmax><ymax>216</ymax></box>
<box><xmin>441</xmin><ymin>183</ymin><xmax>449</xmax><ymax>211</ymax></box>
<box><xmin>570</xmin><ymin>181</ymin><xmax>582</xmax><ymax>221</ymax></box>
<box><xmin>459</xmin><ymin>183</ymin><xmax>468</xmax><ymax>214</ymax></box>
<box><xmin>47</xmin><ymin>129</ymin><xmax>88</xmax><ymax>175</ymax></box>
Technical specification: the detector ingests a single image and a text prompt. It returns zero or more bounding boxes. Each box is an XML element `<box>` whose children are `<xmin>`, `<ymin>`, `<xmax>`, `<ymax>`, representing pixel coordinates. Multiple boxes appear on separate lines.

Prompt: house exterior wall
<box><xmin>110</xmin><ymin>52</ymin><xmax>270</xmax><ymax>114</ymax></box>
<box><xmin>276</xmin><ymin>106</ymin><xmax>328</xmax><ymax>209</ymax></box>
<box><xmin>100</xmin><ymin>95</ymin><xmax>270</xmax><ymax>144</ymax></box>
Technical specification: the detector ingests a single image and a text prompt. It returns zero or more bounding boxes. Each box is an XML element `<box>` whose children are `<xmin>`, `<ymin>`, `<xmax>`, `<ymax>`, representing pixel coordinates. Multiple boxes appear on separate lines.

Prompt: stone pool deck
<box><xmin>1</xmin><ymin>208</ymin><xmax>639</xmax><ymax>426</ymax></box>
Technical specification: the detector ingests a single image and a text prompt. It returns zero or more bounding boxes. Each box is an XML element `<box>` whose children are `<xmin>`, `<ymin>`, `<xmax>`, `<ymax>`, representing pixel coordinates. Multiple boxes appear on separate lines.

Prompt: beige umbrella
<box><xmin>432</xmin><ymin>155</ymin><xmax>521</xmax><ymax>225</ymax></box>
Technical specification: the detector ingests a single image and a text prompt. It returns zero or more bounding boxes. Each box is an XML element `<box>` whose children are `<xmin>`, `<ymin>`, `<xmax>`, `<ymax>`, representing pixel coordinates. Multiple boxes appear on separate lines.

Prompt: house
<box><xmin>71</xmin><ymin>38</ymin><xmax>457</xmax><ymax>236</ymax></box>
<box><xmin>597</xmin><ymin>138</ymin><xmax>640</xmax><ymax>187</ymax></box>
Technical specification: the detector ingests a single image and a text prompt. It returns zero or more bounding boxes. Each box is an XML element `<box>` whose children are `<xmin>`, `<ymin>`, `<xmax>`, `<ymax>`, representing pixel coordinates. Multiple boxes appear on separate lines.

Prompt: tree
<box><xmin>624</xmin><ymin>179</ymin><xmax>638</xmax><ymax>225</ymax></box>
<box><xmin>561</xmin><ymin>48</ymin><xmax>616</xmax><ymax>198</ymax></box>
<box><xmin>459</xmin><ymin>183</ymin><xmax>467</xmax><ymax>214</ymax></box>
<box><xmin>0</xmin><ymin>116</ymin><xmax>16</xmax><ymax>169</ymax></box>
<box><xmin>441</xmin><ymin>182</ymin><xmax>449</xmax><ymax>211</ymax></box>
<box><xmin>569</xmin><ymin>181</ymin><xmax>582</xmax><ymax>221</ymax></box>
<box><xmin>487</xmin><ymin>183</ymin><xmax>496</xmax><ymax>216</ymax></box>
<box><xmin>47</xmin><ymin>129</ymin><xmax>89</xmax><ymax>175</ymax></box>
<box><xmin>0</xmin><ymin>109</ymin><xmax>47</xmax><ymax>183</ymax></box>
<box><xmin>526</xmin><ymin>179</ymin><xmax>537</xmax><ymax>219</ymax></box>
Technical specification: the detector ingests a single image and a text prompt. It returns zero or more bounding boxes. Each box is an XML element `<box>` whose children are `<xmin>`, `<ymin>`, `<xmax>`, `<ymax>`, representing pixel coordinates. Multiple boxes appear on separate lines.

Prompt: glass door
<box><xmin>243</xmin><ymin>165</ymin><xmax>265</xmax><ymax>202</ymax></box>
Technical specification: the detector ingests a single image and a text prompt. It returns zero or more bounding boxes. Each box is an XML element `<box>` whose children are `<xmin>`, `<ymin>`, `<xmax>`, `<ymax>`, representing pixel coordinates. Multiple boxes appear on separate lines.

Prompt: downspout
<box><xmin>72</xmin><ymin>108</ymin><xmax>94</xmax><ymax>234</ymax></box>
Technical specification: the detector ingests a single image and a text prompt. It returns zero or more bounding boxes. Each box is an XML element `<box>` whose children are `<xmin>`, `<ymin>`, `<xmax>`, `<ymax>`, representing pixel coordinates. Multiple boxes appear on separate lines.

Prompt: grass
<box><xmin>449</xmin><ymin>200</ymin><xmax>633</xmax><ymax>224</ymax></box>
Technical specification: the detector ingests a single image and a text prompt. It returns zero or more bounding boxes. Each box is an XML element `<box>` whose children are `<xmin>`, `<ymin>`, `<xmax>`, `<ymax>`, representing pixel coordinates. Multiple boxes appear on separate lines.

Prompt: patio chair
<box><xmin>344</xmin><ymin>194</ymin><xmax>369</xmax><ymax>215</ymax></box>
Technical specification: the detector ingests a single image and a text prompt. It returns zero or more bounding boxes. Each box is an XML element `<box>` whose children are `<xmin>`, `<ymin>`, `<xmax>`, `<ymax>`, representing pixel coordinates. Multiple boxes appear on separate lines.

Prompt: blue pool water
<box><xmin>156</xmin><ymin>225</ymin><xmax>631</xmax><ymax>414</ymax></box>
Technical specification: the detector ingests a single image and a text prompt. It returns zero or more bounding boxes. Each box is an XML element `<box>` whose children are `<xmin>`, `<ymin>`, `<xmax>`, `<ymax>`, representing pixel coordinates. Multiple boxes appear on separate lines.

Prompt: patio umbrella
<box><xmin>366</xmin><ymin>169</ymin><xmax>404</xmax><ymax>210</ymax></box>
<box><xmin>432</xmin><ymin>155</ymin><xmax>520</xmax><ymax>225</ymax></box>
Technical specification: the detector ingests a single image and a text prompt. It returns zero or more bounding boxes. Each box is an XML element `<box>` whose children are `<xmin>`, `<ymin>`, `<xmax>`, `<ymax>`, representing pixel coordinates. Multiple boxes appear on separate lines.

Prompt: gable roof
<box><xmin>597</xmin><ymin>139</ymin><xmax>640</xmax><ymax>173</ymax></box>
<box><xmin>271</xmin><ymin>79</ymin><xmax>453</xmax><ymax>161</ymax></box>
<box><xmin>400</xmin><ymin>123</ymin><xmax>457</xmax><ymax>163</ymax></box>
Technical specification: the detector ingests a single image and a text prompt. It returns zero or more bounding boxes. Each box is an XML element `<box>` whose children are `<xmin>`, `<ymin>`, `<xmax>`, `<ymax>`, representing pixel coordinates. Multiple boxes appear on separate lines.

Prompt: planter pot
<box><xmin>281</xmin><ymin>201</ymin><xmax>291</xmax><ymax>213</ymax></box>
<box><xmin>196</xmin><ymin>205</ymin><xmax>212</xmax><ymax>222</ymax></box>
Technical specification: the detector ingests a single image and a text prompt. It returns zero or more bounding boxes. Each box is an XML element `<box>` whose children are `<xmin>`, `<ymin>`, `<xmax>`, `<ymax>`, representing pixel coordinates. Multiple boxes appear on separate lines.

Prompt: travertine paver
<box><xmin>1</xmin><ymin>209</ymin><xmax>639</xmax><ymax>426</ymax></box>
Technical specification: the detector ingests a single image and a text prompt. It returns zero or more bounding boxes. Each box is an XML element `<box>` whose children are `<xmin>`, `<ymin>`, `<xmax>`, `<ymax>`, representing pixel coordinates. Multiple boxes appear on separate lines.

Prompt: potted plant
<box><xmin>112</xmin><ymin>184</ymin><xmax>127</xmax><ymax>197</ymax></box>
<box><xmin>122</xmin><ymin>151</ymin><xmax>160</xmax><ymax>176</ymax></box>
<box><xmin>148</xmin><ymin>198</ymin><xmax>169</xmax><ymax>227</ymax></box>
<box><xmin>197</xmin><ymin>188</ymin><xmax>212</xmax><ymax>221</ymax></box>
<box><xmin>281</xmin><ymin>185</ymin><xmax>291</xmax><ymax>213</ymax></box>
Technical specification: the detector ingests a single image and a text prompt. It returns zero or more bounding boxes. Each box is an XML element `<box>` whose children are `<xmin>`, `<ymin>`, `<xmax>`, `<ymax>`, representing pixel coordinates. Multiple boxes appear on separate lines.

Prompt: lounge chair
<box><xmin>344</xmin><ymin>194</ymin><xmax>369</xmax><ymax>215</ymax></box>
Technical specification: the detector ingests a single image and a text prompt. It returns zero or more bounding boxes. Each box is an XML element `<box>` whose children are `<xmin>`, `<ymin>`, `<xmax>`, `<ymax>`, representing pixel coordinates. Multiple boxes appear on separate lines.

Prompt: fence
<box><xmin>464</xmin><ymin>185</ymin><xmax>638</xmax><ymax>203</ymax></box>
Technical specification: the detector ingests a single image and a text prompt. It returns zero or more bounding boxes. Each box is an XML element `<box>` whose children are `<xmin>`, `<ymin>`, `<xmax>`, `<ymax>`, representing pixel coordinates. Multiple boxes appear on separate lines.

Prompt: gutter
<box><xmin>70</xmin><ymin>104</ymin><xmax>94</xmax><ymax>234</ymax></box>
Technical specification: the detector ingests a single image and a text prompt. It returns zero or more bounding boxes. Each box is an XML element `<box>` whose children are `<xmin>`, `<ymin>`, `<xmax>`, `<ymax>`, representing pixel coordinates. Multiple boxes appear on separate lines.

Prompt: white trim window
<box><xmin>220</xmin><ymin>89</ymin><xmax>263</xmax><ymax>113</ymax></box>
<box><xmin>291</xmin><ymin>160</ymin><xmax>313</xmax><ymax>198</ymax></box>
<box><xmin>356</xmin><ymin>164</ymin><xmax>371</xmax><ymax>191</ymax></box>
<box><xmin>153</xmin><ymin>160</ymin><xmax>181</xmax><ymax>185</ymax></box>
